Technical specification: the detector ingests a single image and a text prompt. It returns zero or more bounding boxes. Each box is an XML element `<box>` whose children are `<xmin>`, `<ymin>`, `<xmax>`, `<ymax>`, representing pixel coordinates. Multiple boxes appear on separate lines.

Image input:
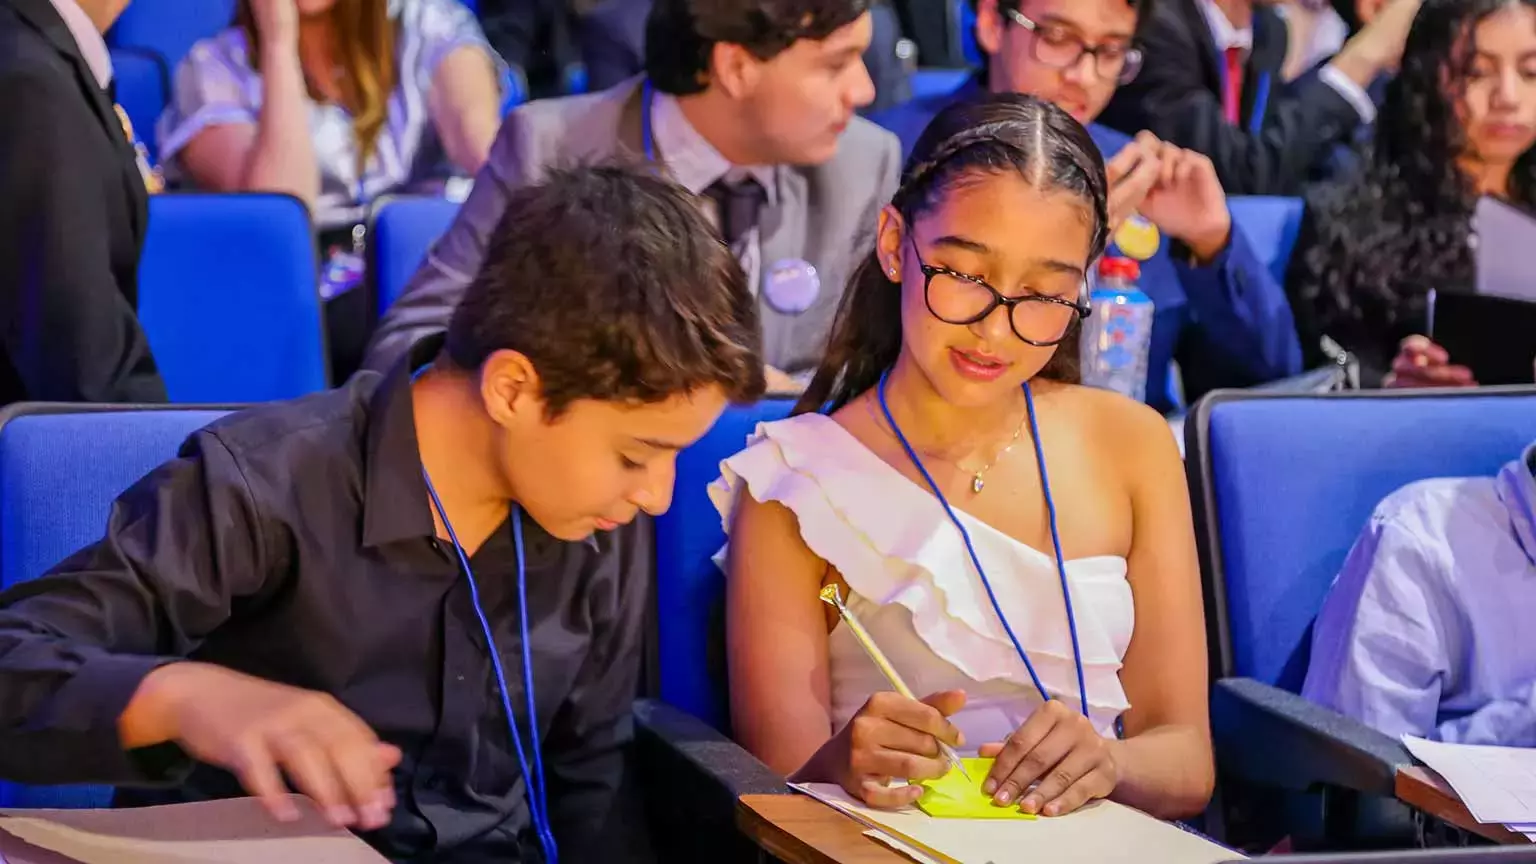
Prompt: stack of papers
<box><xmin>1403</xmin><ymin>736</ymin><xmax>1536</xmax><ymax>842</ymax></box>
<box><xmin>789</xmin><ymin>782</ymin><xmax>1243</xmax><ymax>864</ymax></box>
<box><xmin>0</xmin><ymin>795</ymin><xmax>388</xmax><ymax>863</ymax></box>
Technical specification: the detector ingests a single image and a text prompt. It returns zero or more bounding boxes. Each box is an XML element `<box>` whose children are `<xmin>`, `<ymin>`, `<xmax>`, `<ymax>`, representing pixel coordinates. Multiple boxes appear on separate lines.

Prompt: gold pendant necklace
<box><xmin>968</xmin><ymin>419</ymin><xmax>1025</xmax><ymax>494</ymax></box>
<box><xmin>867</xmin><ymin>397</ymin><xmax>1028</xmax><ymax>495</ymax></box>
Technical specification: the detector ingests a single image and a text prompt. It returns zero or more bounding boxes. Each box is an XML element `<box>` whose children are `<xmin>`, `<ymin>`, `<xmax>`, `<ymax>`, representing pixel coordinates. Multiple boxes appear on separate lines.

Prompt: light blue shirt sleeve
<box><xmin>1302</xmin><ymin>513</ymin><xmax>1460</xmax><ymax>740</ymax></box>
<box><xmin>1304</xmin><ymin>501</ymin><xmax>1536</xmax><ymax>747</ymax></box>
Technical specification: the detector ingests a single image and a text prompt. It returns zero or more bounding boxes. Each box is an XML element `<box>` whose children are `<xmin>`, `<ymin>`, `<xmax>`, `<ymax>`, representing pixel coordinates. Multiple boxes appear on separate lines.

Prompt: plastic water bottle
<box><xmin>1080</xmin><ymin>256</ymin><xmax>1154</xmax><ymax>403</ymax></box>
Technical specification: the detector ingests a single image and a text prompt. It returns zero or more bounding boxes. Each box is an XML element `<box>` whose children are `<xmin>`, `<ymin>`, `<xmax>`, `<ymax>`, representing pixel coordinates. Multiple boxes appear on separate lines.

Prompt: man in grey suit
<box><xmin>365</xmin><ymin>0</ymin><xmax>903</xmax><ymax>390</ymax></box>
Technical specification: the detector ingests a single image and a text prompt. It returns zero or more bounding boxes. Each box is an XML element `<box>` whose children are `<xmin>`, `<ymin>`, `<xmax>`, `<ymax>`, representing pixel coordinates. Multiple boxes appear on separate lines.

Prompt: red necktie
<box><xmin>1223</xmin><ymin>46</ymin><xmax>1245</xmax><ymax>126</ymax></box>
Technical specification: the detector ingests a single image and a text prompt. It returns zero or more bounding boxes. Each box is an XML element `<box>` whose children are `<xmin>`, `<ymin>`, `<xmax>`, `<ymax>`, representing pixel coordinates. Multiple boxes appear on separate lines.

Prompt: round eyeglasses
<box><xmin>909</xmin><ymin>238</ymin><xmax>1090</xmax><ymax>347</ymax></box>
<box><xmin>1005</xmin><ymin>9</ymin><xmax>1145</xmax><ymax>85</ymax></box>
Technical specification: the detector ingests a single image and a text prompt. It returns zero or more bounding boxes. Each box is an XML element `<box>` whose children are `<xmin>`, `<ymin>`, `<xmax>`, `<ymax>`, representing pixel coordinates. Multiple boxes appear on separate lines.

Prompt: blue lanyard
<box><xmin>1218</xmin><ymin>57</ymin><xmax>1271</xmax><ymax>135</ymax></box>
<box><xmin>876</xmin><ymin>371</ymin><xmax>1089</xmax><ymax>718</ymax></box>
<box><xmin>640</xmin><ymin>80</ymin><xmax>656</xmax><ymax>161</ymax></box>
<box><xmin>421</xmin><ymin>474</ymin><xmax>558</xmax><ymax>864</ymax></box>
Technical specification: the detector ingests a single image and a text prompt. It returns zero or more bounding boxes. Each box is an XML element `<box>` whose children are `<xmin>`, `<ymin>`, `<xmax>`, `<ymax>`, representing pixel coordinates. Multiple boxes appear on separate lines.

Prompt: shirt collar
<box><xmin>361</xmin><ymin>335</ymin><xmax>598</xmax><ymax>552</ymax></box>
<box><xmin>1494</xmin><ymin>441</ymin><xmax>1536</xmax><ymax>570</ymax></box>
<box><xmin>46</xmin><ymin>0</ymin><xmax>112</xmax><ymax>89</ymax></box>
<box><xmin>650</xmin><ymin>92</ymin><xmax>778</xmax><ymax>205</ymax></box>
<box><xmin>1198</xmin><ymin>0</ymin><xmax>1254</xmax><ymax>53</ymax></box>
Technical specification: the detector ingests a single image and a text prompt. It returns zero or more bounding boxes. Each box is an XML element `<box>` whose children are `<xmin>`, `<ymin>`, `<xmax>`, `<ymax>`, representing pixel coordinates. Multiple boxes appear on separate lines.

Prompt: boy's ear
<box><xmin>480</xmin><ymin>349</ymin><xmax>543</xmax><ymax>427</ymax></box>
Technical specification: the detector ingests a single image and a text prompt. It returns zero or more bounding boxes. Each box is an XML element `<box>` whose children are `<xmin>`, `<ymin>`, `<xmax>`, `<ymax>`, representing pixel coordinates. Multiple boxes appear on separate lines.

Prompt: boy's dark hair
<box><xmin>645</xmin><ymin>0</ymin><xmax>871</xmax><ymax>96</ymax></box>
<box><xmin>446</xmin><ymin>164</ymin><xmax>766</xmax><ymax>414</ymax></box>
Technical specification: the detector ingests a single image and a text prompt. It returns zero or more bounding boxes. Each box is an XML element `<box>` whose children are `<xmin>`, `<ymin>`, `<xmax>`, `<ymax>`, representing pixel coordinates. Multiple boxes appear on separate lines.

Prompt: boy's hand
<box><xmin>123</xmin><ymin>662</ymin><xmax>400</xmax><ymax>830</ymax></box>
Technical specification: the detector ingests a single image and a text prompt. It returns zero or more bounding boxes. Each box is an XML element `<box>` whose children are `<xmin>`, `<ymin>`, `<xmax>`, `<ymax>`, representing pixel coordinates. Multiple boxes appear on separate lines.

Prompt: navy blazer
<box><xmin>870</xmin><ymin>85</ymin><xmax>1303</xmax><ymax>413</ymax></box>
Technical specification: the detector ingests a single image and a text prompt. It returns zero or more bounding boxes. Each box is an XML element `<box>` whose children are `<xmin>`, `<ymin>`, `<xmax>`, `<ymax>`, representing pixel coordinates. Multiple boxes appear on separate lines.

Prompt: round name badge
<box><xmin>763</xmin><ymin>258</ymin><xmax>821</xmax><ymax>315</ymax></box>
<box><xmin>1113</xmin><ymin>214</ymin><xmax>1161</xmax><ymax>261</ymax></box>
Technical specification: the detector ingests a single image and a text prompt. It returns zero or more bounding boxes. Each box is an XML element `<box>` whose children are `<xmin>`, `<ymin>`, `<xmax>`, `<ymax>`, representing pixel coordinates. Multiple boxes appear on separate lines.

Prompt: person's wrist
<box><xmin>1183</xmin><ymin>219</ymin><xmax>1231</xmax><ymax>264</ymax></box>
<box><xmin>1331</xmin><ymin>38</ymin><xmax>1387</xmax><ymax>86</ymax></box>
<box><xmin>260</xmin><ymin>38</ymin><xmax>303</xmax><ymax>72</ymax></box>
<box><xmin>118</xmin><ymin>662</ymin><xmax>197</xmax><ymax>749</ymax></box>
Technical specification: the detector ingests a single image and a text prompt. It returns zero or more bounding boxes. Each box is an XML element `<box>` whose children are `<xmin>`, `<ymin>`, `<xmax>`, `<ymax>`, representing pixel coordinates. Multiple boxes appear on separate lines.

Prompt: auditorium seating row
<box><xmin>127</xmin><ymin>191</ymin><xmax>1307</xmax><ymax>406</ymax></box>
<box><xmin>3</xmin><ymin>380</ymin><xmax>1533</xmax><ymax>854</ymax></box>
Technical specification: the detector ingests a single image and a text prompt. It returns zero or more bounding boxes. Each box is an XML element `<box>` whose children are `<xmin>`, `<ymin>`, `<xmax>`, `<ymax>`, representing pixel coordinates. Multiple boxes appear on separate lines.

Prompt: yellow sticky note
<box><xmin>916</xmin><ymin>758</ymin><xmax>1038</xmax><ymax>820</ymax></box>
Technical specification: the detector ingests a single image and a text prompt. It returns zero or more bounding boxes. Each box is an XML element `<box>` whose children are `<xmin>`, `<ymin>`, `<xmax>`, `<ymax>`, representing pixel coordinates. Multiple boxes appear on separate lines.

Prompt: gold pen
<box><xmin>819</xmin><ymin>584</ymin><xmax>972</xmax><ymax>783</ymax></box>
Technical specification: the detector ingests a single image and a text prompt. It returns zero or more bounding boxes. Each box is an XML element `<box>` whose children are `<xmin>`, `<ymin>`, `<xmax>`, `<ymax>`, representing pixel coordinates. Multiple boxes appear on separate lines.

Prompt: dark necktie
<box><xmin>705</xmin><ymin>176</ymin><xmax>767</xmax><ymax>246</ymax></box>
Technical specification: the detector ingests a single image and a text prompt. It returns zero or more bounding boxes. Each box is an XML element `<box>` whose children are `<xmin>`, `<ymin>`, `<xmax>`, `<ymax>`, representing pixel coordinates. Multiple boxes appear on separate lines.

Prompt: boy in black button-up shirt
<box><xmin>0</xmin><ymin>165</ymin><xmax>766</xmax><ymax>863</ymax></box>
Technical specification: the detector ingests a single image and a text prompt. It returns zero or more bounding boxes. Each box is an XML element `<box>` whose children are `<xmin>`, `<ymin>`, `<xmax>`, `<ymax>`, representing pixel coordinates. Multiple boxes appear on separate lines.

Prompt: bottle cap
<box><xmin>1098</xmin><ymin>256</ymin><xmax>1141</xmax><ymax>281</ymax></box>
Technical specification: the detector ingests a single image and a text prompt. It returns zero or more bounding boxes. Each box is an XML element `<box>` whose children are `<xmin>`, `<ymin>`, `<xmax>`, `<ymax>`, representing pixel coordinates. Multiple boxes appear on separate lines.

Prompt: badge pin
<box><xmin>1113</xmin><ymin>214</ymin><xmax>1161</xmax><ymax>261</ymax></box>
<box><xmin>763</xmin><ymin>258</ymin><xmax>820</xmax><ymax>315</ymax></box>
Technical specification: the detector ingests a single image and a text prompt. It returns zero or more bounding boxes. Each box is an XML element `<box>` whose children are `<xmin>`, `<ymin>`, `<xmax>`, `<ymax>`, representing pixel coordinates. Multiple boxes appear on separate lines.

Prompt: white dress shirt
<box><xmin>47</xmin><ymin>0</ymin><xmax>112</xmax><ymax>88</ymax></box>
<box><xmin>1198</xmin><ymin>0</ymin><xmax>1375</xmax><ymax>124</ymax></box>
<box><xmin>650</xmin><ymin>92</ymin><xmax>778</xmax><ymax>296</ymax></box>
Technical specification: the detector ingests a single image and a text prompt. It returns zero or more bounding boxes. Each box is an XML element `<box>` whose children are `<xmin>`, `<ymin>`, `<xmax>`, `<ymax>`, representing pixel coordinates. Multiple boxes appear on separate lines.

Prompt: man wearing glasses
<box><xmin>873</xmin><ymin>0</ymin><xmax>1303</xmax><ymax>413</ymax></box>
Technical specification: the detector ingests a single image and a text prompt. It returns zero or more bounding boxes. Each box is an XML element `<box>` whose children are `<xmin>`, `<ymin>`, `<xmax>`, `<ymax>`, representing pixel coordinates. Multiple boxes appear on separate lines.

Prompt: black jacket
<box><xmin>1098</xmin><ymin>0</ymin><xmax>1366</xmax><ymax>196</ymax></box>
<box><xmin>0</xmin><ymin>0</ymin><xmax>166</xmax><ymax>406</ymax></box>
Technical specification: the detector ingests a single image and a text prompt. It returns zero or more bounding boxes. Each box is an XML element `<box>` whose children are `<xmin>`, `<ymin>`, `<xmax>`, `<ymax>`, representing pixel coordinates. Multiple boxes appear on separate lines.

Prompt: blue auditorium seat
<box><xmin>1228</xmin><ymin>196</ymin><xmax>1306</xmax><ymax>286</ymax></box>
<box><xmin>0</xmin><ymin>404</ymin><xmax>232</xmax><ymax>808</ymax></box>
<box><xmin>910</xmin><ymin>67</ymin><xmax>971</xmax><ymax>101</ymax></box>
<box><xmin>652</xmin><ymin>399</ymin><xmax>795</xmax><ymax>731</ymax></box>
<box><xmin>108</xmin><ymin>47</ymin><xmax>168</xmax><ymax>163</ymax></box>
<box><xmin>1188</xmin><ymin>386</ymin><xmax>1536</xmax><ymax>848</ymax></box>
<box><xmin>106</xmin><ymin>0</ymin><xmax>236</xmax><ymax>76</ymax></box>
<box><xmin>137</xmin><ymin>193</ymin><xmax>329</xmax><ymax>403</ymax></box>
<box><xmin>368</xmin><ymin>196</ymin><xmax>460</xmax><ymax>316</ymax></box>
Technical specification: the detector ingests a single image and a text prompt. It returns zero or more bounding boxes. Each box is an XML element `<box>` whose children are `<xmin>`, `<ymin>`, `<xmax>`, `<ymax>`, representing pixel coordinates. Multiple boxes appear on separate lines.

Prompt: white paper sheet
<box><xmin>1475</xmin><ymin>196</ymin><xmax>1536</xmax><ymax>302</ymax></box>
<box><xmin>1404</xmin><ymin>736</ymin><xmax>1536</xmax><ymax>824</ymax></box>
<box><xmin>864</xmin><ymin>829</ymin><xmax>945</xmax><ymax>864</ymax></box>
<box><xmin>791</xmin><ymin>782</ymin><xmax>1243</xmax><ymax>864</ymax></box>
<box><xmin>0</xmin><ymin>796</ymin><xmax>387</xmax><ymax>864</ymax></box>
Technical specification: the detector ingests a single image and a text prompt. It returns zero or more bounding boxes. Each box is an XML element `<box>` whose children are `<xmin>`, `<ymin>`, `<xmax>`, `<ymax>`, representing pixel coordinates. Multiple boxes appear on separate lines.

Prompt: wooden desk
<box><xmin>1396</xmin><ymin>766</ymin><xmax>1532</xmax><ymax>846</ymax></box>
<box><xmin>736</xmin><ymin>794</ymin><xmax>911</xmax><ymax>864</ymax></box>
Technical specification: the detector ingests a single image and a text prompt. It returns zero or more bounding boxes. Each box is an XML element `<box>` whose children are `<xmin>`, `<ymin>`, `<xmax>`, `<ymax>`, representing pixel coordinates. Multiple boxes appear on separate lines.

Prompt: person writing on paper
<box><xmin>717</xmin><ymin>93</ymin><xmax>1213</xmax><ymax>820</ymax></box>
<box><xmin>1302</xmin><ymin>441</ymin><xmax>1536</xmax><ymax>746</ymax></box>
<box><xmin>1286</xmin><ymin>0</ymin><xmax>1536</xmax><ymax>387</ymax></box>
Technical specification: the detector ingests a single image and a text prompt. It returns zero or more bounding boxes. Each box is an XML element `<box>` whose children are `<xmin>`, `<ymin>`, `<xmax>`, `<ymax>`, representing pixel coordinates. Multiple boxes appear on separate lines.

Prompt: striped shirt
<box><xmin>157</xmin><ymin>0</ymin><xmax>499</xmax><ymax>230</ymax></box>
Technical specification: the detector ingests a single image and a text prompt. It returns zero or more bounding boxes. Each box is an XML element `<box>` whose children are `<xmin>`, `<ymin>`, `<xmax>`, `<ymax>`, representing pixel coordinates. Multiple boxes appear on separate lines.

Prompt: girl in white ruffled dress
<box><xmin>714</xmin><ymin>93</ymin><xmax>1214</xmax><ymax>821</ymax></box>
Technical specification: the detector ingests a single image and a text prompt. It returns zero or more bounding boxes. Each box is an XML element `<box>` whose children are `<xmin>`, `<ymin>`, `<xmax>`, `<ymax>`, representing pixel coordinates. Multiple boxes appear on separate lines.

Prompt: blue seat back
<box><xmin>1188</xmin><ymin>388</ymin><xmax>1536</xmax><ymax>692</ymax></box>
<box><xmin>653</xmin><ymin>400</ymin><xmax>795</xmax><ymax>730</ymax></box>
<box><xmin>108</xmin><ymin>47</ymin><xmax>167</xmax><ymax>162</ymax></box>
<box><xmin>138</xmin><ymin>194</ymin><xmax>328</xmax><ymax>402</ymax></box>
<box><xmin>368</xmin><ymin>197</ymin><xmax>460</xmax><ymax>316</ymax></box>
<box><xmin>910</xmin><ymin>68</ymin><xmax>970</xmax><ymax>101</ymax></box>
<box><xmin>107</xmin><ymin>0</ymin><xmax>236</xmax><ymax>74</ymax></box>
<box><xmin>0</xmin><ymin>405</ymin><xmax>231</xmax><ymax>808</ymax></box>
<box><xmin>1228</xmin><ymin>196</ymin><xmax>1305</xmax><ymax>286</ymax></box>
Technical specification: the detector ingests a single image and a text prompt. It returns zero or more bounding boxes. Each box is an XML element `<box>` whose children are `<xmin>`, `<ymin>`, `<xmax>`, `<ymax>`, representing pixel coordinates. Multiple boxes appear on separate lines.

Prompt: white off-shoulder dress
<box><xmin>710</xmin><ymin>413</ymin><xmax>1135</xmax><ymax>748</ymax></box>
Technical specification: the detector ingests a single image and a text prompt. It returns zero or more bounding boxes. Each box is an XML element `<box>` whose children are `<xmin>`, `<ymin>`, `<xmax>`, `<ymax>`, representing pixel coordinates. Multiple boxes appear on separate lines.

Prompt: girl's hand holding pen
<box><xmin>822</xmin><ymin>689</ymin><xmax>968</xmax><ymax>808</ymax></box>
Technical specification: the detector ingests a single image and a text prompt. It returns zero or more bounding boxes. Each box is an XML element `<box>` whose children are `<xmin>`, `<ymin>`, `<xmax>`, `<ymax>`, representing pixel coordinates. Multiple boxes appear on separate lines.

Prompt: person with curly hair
<box><xmin>1287</xmin><ymin>0</ymin><xmax>1536</xmax><ymax>387</ymax></box>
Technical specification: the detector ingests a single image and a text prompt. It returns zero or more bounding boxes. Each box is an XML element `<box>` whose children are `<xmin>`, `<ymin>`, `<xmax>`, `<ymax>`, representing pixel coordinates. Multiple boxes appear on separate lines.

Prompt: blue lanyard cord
<box><xmin>876</xmin><ymin>371</ymin><xmax>1089</xmax><ymax>719</ymax></box>
<box><xmin>421</xmin><ymin>475</ymin><xmax>559</xmax><ymax>864</ymax></box>
<box><xmin>640</xmin><ymin>80</ymin><xmax>655</xmax><ymax>161</ymax></box>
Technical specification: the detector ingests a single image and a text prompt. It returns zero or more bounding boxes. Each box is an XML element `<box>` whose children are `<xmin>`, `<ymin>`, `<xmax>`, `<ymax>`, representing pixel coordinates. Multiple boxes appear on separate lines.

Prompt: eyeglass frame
<box><xmin>1003</xmin><ymin>8</ymin><xmax>1145</xmax><ymax>85</ymax></box>
<box><xmin>906</xmin><ymin>235</ymin><xmax>1091</xmax><ymax>347</ymax></box>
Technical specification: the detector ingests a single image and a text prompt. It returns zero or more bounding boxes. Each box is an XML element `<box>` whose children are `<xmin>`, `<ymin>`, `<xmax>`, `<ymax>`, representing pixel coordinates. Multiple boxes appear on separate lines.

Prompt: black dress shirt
<box><xmin>0</xmin><ymin>337</ymin><xmax>654</xmax><ymax>863</ymax></box>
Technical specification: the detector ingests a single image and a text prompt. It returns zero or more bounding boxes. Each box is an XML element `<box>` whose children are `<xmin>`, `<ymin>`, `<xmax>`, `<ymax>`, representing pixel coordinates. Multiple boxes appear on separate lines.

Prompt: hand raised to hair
<box><xmin>249</xmin><ymin>0</ymin><xmax>300</xmax><ymax>48</ymax></box>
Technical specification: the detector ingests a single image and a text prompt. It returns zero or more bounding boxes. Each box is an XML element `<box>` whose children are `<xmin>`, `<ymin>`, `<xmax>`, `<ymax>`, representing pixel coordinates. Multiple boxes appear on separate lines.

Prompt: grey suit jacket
<box><xmin>362</xmin><ymin>78</ymin><xmax>903</xmax><ymax>376</ymax></box>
